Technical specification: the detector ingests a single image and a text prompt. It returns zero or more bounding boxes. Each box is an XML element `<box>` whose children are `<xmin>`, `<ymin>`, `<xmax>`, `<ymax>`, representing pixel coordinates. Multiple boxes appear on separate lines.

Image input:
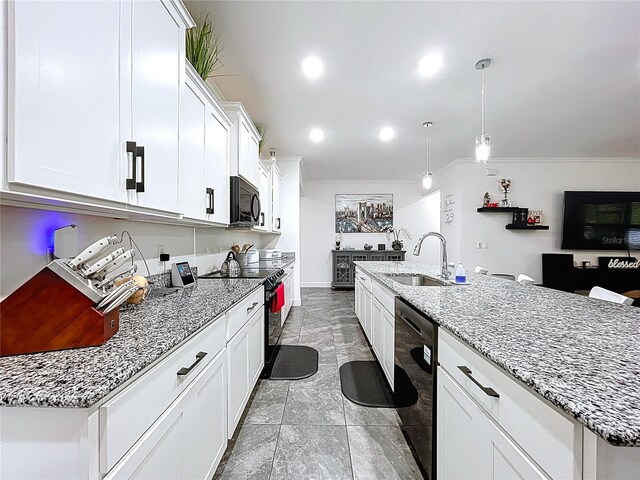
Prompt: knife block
<box><xmin>0</xmin><ymin>268</ymin><xmax>119</xmax><ymax>356</ymax></box>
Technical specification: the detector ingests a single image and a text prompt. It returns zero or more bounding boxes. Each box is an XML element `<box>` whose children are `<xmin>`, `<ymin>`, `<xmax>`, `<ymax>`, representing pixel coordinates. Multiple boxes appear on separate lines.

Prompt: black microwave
<box><xmin>230</xmin><ymin>176</ymin><xmax>261</xmax><ymax>226</ymax></box>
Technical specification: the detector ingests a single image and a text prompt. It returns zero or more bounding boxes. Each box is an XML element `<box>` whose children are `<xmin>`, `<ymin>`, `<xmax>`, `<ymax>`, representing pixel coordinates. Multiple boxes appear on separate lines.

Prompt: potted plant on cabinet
<box><xmin>384</xmin><ymin>226</ymin><xmax>411</xmax><ymax>250</ymax></box>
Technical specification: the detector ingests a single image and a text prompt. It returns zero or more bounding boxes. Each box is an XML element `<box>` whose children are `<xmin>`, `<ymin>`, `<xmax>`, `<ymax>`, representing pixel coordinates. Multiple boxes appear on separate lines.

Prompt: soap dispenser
<box><xmin>455</xmin><ymin>261</ymin><xmax>467</xmax><ymax>284</ymax></box>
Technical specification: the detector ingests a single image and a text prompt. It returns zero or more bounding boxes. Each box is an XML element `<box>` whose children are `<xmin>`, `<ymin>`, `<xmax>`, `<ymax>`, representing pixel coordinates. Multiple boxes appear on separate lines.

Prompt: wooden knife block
<box><xmin>0</xmin><ymin>268</ymin><xmax>119</xmax><ymax>356</ymax></box>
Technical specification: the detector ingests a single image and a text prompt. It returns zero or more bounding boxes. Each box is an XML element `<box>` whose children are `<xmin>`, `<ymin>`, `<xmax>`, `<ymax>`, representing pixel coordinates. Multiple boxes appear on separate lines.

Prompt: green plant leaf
<box><xmin>186</xmin><ymin>14</ymin><xmax>223</xmax><ymax>80</ymax></box>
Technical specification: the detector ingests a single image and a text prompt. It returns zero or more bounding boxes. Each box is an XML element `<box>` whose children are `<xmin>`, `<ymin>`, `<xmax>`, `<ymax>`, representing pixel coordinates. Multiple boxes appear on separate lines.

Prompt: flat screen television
<box><xmin>562</xmin><ymin>191</ymin><xmax>640</xmax><ymax>250</ymax></box>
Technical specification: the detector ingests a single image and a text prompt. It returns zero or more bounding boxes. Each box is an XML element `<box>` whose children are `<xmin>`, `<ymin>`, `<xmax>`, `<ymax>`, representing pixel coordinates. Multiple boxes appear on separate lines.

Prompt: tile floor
<box><xmin>213</xmin><ymin>288</ymin><xmax>422</xmax><ymax>480</ymax></box>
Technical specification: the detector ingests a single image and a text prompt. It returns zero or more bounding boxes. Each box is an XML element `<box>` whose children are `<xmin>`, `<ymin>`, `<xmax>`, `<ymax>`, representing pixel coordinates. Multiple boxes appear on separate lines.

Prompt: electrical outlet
<box><xmin>158</xmin><ymin>245</ymin><xmax>165</xmax><ymax>265</ymax></box>
<box><xmin>477</xmin><ymin>241</ymin><xmax>483</xmax><ymax>249</ymax></box>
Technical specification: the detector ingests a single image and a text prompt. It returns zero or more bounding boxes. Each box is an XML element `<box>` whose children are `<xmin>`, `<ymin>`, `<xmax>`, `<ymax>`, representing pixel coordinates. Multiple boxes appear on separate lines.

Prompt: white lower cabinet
<box><xmin>438</xmin><ymin>368</ymin><xmax>547</xmax><ymax>480</ymax></box>
<box><xmin>381</xmin><ymin>309</ymin><xmax>395</xmax><ymax>388</ymax></box>
<box><xmin>227</xmin><ymin>308</ymin><xmax>264</xmax><ymax>438</ymax></box>
<box><xmin>106</xmin><ymin>350</ymin><xmax>227</xmax><ymax>480</ymax></box>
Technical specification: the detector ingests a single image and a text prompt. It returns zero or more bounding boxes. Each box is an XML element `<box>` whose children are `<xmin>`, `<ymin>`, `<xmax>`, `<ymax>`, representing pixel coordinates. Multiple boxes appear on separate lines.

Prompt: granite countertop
<box><xmin>355</xmin><ymin>261</ymin><xmax>640</xmax><ymax>447</ymax></box>
<box><xmin>0</xmin><ymin>278</ymin><xmax>264</xmax><ymax>409</ymax></box>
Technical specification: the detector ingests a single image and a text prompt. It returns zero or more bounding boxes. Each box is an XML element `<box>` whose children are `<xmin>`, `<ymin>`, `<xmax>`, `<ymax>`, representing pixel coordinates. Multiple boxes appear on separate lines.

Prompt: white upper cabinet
<box><xmin>8</xmin><ymin>1</ymin><xmax>127</xmax><ymax>203</ymax></box>
<box><xmin>179</xmin><ymin>64</ymin><xmax>230</xmax><ymax>224</ymax></box>
<box><xmin>224</xmin><ymin>103</ymin><xmax>261</xmax><ymax>189</ymax></box>
<box><xmin>256</xmin><ymin>161</ymin><xmax>271</xmax><ymax>231</ymax></box>
<box><xmin>7</xmin><ymin>0</ymin><xmax>194</xmax><ymax>214</ymax></box>
<box><xmin>126</xmin><ymin>0</ymin><xmax>190</xmax><ymax>213</ymax></box>
<box><xmin>271</xmin><ymin>163</ymin><xmax>282</xmax><ymax>232</ymax></box>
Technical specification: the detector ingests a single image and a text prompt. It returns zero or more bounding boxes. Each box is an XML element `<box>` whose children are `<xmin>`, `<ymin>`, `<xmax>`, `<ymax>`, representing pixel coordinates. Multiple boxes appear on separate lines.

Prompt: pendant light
<box><xmin>422</xmin><ymin>121</ymin><xmax>433</xmax><ymax>190</ymax></box>
<box><xmin>475</xmin><ymin>58</ymin><xmax>492</xmax><ymax>164</ymax></box>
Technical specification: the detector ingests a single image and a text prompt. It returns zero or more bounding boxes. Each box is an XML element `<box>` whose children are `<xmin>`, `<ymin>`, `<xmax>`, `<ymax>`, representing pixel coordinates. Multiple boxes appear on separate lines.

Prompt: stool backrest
<box><xmin>589</xmin><ymin>286</ymin><xmax>634</xmax><ymax>305</ymax></box>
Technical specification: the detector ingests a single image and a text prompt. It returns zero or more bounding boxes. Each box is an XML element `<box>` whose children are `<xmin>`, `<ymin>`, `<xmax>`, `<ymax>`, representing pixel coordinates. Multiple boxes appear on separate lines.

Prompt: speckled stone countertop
<box><xmin>355</xmin><ymin>261</ymin><xmax>640</xmax><ymax>447</ymax></box>
<box><xmin>0</xmin><ymin>278</ymin><xmax>263</xmax><ymax>409</ymax></box>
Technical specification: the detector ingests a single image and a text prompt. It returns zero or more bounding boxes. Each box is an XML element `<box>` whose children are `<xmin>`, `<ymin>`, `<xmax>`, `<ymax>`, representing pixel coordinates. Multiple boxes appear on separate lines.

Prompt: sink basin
<box><xmin>387</xmin><ymin>275</ymin><xmax>449</xmax><ymax>287</ymax></box>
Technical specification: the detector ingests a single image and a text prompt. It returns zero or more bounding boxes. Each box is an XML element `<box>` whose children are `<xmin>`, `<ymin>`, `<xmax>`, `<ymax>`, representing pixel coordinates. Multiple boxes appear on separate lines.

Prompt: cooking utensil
<box><xmin>241</xmin><ymin>243</ymin><xmax>253</xmax><ymax>253</ymax></box>
<box><xmin>94</xmin><ymin>249</ymin><xmax>135</xmax><ymax>277</ymax></box>
<box><xmin>231</xmin><ymin>244</ymin><xmax>240</xmax><ymax>254</ymax></box>
<box><xmin>68</xmin><ymin>235</ymin><xmax>119</xmax><ymax>269</ymax></box>
<box><xmin>95</xmin><ymin>264</ymin><xmax>138</xmax><ymax>290</ymax></box>
<box><xmin>96</xmin><ymin>279</ymin><xmax>135</xmax><ymax>309</ymax></box>
<box><xmin>82</xmin><ymin>247</ymin><xmax>125</xmax><ymax>277</ymax></box>
<box><xmin>220</xmin><ymin>251</ymin><xmax>241</xmax><ymax>277</ymax></box>
<box><xmin>102</xmin><ymin>285</ymin><xmax>139</xmax><ymax>314</ymax></box>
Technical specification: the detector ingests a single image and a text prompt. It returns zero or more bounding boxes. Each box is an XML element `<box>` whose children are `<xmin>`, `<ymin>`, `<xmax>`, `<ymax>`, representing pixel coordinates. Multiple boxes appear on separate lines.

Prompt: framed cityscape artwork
<box><xmin>335</xmin><ymin>194</ymin><xmax>393</xmax><ymax>233</ymax></box>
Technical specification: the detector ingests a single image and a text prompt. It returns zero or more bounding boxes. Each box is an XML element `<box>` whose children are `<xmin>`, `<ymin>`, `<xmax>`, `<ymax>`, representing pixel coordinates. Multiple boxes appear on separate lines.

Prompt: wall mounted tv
<box><xmin>562</xmin><ymin>191</ymin><xmax>640</xmax><ymax>250</ymax></box>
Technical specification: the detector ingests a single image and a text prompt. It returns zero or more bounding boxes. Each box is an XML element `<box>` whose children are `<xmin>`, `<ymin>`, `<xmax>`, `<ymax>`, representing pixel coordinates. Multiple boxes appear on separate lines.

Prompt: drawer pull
<box><xmin>177</xmin><ymin>351</ymin><xmax>207</xmax><ymax>376</ymax></box>
<box><xmin>247</xmin><ymin>301</ymin><xmax>259</xmax><ymax>312</ymax></box>
<box><xmin>458</xmin><ymin>365</ymin><xmax>500</xmax><ymax>398</ymax></box>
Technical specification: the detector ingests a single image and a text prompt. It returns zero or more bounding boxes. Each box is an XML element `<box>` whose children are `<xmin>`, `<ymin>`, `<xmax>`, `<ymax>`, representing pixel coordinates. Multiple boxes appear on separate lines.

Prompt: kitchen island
<box><xmin>0</xmin><ymin>277</ymin><xmax>265</xmax><ymax>479</ymax></box>
<box><xmin>355</xmin><ymin>260</ymin><xmax>640</xmax><ymax>479</ymax></box>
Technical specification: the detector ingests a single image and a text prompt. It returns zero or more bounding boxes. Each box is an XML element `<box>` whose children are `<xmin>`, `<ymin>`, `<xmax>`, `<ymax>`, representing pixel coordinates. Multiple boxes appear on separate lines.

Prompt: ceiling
<box><xmin>185</xmin><ymin>1</ymin><xmax>640</xmax><ymax>181</ymax></box>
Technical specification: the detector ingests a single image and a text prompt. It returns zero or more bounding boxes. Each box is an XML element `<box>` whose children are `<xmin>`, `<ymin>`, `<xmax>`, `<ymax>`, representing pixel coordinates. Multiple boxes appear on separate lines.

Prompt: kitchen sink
<box><xmin>387</xmin><ymin>275</ymin><xmax>449</xmax><ymax>286</ymax></box>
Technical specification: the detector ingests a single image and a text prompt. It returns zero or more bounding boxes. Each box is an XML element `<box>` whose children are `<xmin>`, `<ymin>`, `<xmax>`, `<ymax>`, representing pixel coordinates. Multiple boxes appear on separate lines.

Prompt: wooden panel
<box><xmin>0</xmin><ymin>268</ymin><xmax>118</xmax><ymax>356</ymax></box>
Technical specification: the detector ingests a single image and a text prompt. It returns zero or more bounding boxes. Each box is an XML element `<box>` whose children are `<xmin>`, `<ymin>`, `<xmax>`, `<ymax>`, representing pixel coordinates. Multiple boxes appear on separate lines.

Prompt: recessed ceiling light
<box><xmin>379</xmin><ymin>127</ymin><xmax>395</xmax><ymax>142</ymax></box>
<box><xmin>301</xmin><ymin>55</ymin><xmax>324</xmax><ymax>80</ymax></box>
<box><xmin>309</xmin><ymin>128</ymin><xmax>324</xmax><ymax>142</ymax></box>
<box><xmin>418</xmin><ymin>52</ymin><xmax>444</xmax><ymax>77</ymax></box>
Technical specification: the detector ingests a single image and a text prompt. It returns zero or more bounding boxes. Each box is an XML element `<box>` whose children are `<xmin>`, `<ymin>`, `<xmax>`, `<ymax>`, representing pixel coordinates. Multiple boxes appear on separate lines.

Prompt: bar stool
<box><xmin>474</xmin><ymin>266</ymin><xmax>488</xmax><ymax>275</ymax></box>
<box><xmin>589</xmin><ymin>286</ymin><xmax>634</xmax><ymax>305</ymax></box>
<box><xmin>516</xmin><ymin>274</ymin><xmax>535</xmax><ymax>285</ymax></box>
<box><xmin>491</xmin><ymin>273</ymin><xmax>516</xmax><ymax>281</ymax></box>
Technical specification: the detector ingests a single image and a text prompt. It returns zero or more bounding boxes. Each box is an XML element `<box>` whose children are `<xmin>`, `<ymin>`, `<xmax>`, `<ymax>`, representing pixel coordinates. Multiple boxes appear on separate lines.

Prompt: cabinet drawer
<box><xmin>227</xmin><ymin>287</ymin><xmax>264</xmax><ymax>341</ymax></box>
<box><xmin>372</xmin><ymin>279</ymin><xmax>395</xmax><ymax>314</ymax></box>
<box><xmin>355</xmin><ymin>268</ymin><xmax>372</xmax><ymax>292</ymax></box>
<box><xmin>99</xmin><ymin>317</ymin><xmax>226</xmax><ymax>473</ymax></box>
<box><xmin>439</xmin><ymin>329</ymin><xmax>582</xmax><ymax>480</ymax></box>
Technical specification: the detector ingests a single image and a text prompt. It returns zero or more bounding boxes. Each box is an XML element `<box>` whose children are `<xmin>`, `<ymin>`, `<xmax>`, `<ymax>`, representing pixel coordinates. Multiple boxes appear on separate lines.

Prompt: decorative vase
<box><xmin>392</xmin><ymin>240</ymin><xmax>403</xmax><ymax>251</ymax></box>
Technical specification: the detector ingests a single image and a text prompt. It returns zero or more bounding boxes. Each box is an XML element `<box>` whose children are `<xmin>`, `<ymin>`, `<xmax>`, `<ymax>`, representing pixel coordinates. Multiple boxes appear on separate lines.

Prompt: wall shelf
<box><xmin>505</xmin><ymin>224</ymin><xmax>549</xmax><ymax>230</ymax></box>
<box><xmin>477</xmin><ymin>207</ymin><xmax>521</xmax><ymax>213</ymax></box>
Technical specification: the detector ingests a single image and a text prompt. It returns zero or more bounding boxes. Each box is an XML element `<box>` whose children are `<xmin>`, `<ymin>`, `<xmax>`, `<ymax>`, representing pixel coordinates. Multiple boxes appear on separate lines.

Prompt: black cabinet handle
<box><xmin>206</xmin><ymin>187</ymin><xmax>214</xmax><ymax>214</ymax></box>
<box><xmin>136</xmin><ymin>145</ymin><xmax>145</xmax><ymax>193</ymax></box>
<box><xmin>126</xmin><ymin>141</ymin><xmax>137</xmax><ymax>190</ymax></box>
<box><xmin>177</xmin><ymin>351</ymin><xmax>207</xmax><ymax>376</ymax></box>
<box><xmin>277</xmin><ymin>217</ymin><xmax>281</xmax><ymax>229</ymax></box>
<box><xmin>260</xmin><ymin>212</ymin><xmax>265</xmax><ymax>226</ymax></box>
<box><xmin>247</xmin><ymin>301</ymin><xmax>259</xmax><ymax>312</ymax></box>
<box><xmin>457</xmin><ymin>366</ymin><xmax>500</xmax><ymax>398</ymax></box>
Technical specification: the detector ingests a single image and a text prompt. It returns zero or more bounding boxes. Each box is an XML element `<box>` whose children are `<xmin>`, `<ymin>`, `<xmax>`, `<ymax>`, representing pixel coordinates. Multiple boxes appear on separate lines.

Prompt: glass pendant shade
<box><xmin>475</xmin><ymin>134</ymin><xmax>491</xmax><ymax>164</ymax></box>
<box><xmin>422</xmin><ymin>171</ymin><xmax>433</xmax><ymax>190</ymax></box>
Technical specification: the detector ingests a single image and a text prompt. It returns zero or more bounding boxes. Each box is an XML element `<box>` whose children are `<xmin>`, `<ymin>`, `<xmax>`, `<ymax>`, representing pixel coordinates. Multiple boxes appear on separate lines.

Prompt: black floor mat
<box><xmin>269</xmin><ymin>345</ymin><xmax>319</xmax><ymax>380</ymax></box>
<box><xmin>339</xmin><ymin>361</ymin><xmax>419</xmax><ymax>408</ymax></box>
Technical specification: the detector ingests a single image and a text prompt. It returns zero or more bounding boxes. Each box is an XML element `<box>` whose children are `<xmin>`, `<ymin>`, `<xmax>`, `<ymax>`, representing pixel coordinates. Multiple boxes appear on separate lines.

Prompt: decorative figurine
<box><xmin>335</xmin><ymin>232</ymin><xmax>343</xmax><ymax>250</ymax></box>
<box><xmin>499</xmin><ymin>178</ymin><xmax>511</xmax><ymax>208</ymax></box>
<box><xmin>483</xmin><ymin>192</ymin><xmax>491</xmax><ymax>207</ymax></box>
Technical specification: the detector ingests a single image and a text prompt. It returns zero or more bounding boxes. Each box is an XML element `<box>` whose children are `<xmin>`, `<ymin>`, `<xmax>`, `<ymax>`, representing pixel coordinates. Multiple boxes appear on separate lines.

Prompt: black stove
<box><xmin>198</xmin><ymin>266</ymin><xmax>284</xmax><ymax>289</ymax></box>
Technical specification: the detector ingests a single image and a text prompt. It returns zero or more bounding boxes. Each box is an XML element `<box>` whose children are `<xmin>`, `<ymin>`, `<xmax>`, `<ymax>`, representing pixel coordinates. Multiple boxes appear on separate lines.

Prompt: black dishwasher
<box><xmin>394</xmin><ymin>297</ymin><xmax>437</xmax><ymax>480</ymax></box>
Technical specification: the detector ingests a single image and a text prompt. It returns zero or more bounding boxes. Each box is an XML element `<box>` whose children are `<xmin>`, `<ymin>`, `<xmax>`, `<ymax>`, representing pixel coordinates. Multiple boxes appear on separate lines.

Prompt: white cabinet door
<box><xmin>128</xmin><ymin>0</ymin><xmax>183</xmax><ymax>213</ymax></box>
<box><xmin>354</xmin><ymin>280</ymin><xmax>361</xmax><ymax>320</ymax></box>
<box><xmin>248</xmin><ymin>134</ymin><xmax>260</xmax><ymax>188</ymax></box>
<box><xmin>438</xmin><ymin>368</ymin><xmax>491</xmax><ymax>480</ymax></box>
<box><xmin>204</xmin><ymin>106</ymin><xmax>230</xmax><ymax>225</ymax></box>
<box><xmin>127</xmin><ymin>416</ymin><xmax>183</xmax><ymax>480</ymax></box>
<box><xmin>238</xmin><ymin>119</ymin><xmax>251</xmax><ymax>184</ymax></box>
<box><xmin>178</xmin><ymin>79</ymin><xmax>207</xmax><ymax>220</ymax></box>
<box><xmin>363</xmin><ymin>289</ymin><xmax>372</xmax><ymax>342</ymax></box>
<box><xmin>382</xmin><ymin>308</ymin><xmax>395</xmax><ymax>389</ymax></box>
<box><xmin>248</xmin><ymin>310</ymin><xmax>265</xmax><ymax>387</ymax></box>
<box><xmin>256</xmin><ymin>163</ymin><xmax>270</xmax><ymax>231</ymax></box>
<box><xmin>371</xmin><ymin>297</ymin><xmax>383</xmax><ymax>360</ymax></box>
<box><xmin>227</xmin><ymin>325</ymin><xmax>249</xmax><ymax>438</ymax></box>
<box><xmin>271</xmin><ymin>166</ymin><xmax>282</xmax><ymax>232</ymax></box>
<box><xmin>182</xmin><ymin>351</ymin><xmax>227</xmax><ymax>480</ymax></box>
<box><xmin>9</xmin><ymin>1</ymin><xmax>127</xmax><ymax>203</ymax></box>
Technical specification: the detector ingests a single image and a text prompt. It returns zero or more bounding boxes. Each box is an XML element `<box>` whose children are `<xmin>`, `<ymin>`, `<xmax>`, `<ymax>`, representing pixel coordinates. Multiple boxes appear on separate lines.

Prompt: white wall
<box><xmin>300</xmin><ymin>181</ymin><xmax>441</xmax><ymax>287</ymax></box>
<box><xmin>435</xmin><ymin>158</ymin><xmax>640</xmax><ymax>281</ymax></box>
<box><xmin>0</xmin><ymin>205</ymin><xmax>269</xmax><ymax>300</ymax></box>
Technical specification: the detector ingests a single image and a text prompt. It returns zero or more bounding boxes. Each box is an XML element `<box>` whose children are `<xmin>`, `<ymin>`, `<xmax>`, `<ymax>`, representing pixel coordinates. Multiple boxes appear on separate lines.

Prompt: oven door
<box><xmin>264</xmin><ymin>282</ymin><xmax>283</xmax><ymax>371</ymax></box>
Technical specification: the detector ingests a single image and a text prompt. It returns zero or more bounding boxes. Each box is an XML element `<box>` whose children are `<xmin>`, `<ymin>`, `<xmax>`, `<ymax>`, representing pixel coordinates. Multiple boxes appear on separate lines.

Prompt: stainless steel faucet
<box><xmin>414</xmin><ymin>232</ymin><xmax>451</xmax><ymax>279</ymax></box>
